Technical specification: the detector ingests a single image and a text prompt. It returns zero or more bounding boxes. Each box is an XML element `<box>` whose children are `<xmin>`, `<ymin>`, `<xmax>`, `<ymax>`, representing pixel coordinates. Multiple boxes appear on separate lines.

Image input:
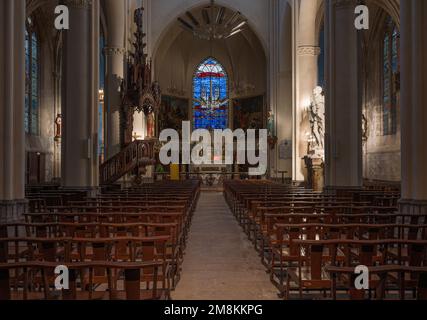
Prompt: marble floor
<box><xmin>172</xmin><ymin>192</ymin><xmax>279</xmax><ymax>300</ymax></box>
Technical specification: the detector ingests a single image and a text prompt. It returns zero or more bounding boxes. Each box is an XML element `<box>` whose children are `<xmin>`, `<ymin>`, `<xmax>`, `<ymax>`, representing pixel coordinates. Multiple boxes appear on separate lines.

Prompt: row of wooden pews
<box><xmin>26</xmin><ymin>186</ymin><xmax>88</xmax><ymax>212</ymax></box>
<box><xmin>0</xmin><ymin>180</ymin><xmax>201</xmax><ymax>300</ymax></box>
<box><xmin>224</xmin><ymin>180</ymin><xmax>427</xmax><ymax>300</ymax></box>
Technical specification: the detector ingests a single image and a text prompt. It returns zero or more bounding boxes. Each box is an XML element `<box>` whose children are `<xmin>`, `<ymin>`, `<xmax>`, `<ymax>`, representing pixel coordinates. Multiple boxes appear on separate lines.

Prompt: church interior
<box><xmin>0</xmin><ymin>0</ymin><xmax>427</xmax><ymax>302</ymax></box>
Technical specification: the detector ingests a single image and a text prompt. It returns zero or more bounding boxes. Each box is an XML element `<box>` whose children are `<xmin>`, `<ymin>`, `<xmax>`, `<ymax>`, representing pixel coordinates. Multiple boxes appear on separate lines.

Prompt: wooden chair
<box><xmin>0</xmin><ymin>261</ymin><xmax>170</xmax><ymax>300</ymax></box>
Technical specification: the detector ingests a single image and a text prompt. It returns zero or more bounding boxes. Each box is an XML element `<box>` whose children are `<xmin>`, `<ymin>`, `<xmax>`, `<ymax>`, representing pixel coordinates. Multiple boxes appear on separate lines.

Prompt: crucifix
<box><xmin>133</xmin><ymin>132</ymin><xmax>142</xmax><ymax>141</ymax></box>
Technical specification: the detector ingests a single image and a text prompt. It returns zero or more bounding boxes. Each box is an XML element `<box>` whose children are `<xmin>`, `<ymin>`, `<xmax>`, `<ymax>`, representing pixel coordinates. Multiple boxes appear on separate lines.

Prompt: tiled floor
<box><xmin>172</xmin><ymin>192</ymin><xmax>279</xmax><ymax>300</ymax></box>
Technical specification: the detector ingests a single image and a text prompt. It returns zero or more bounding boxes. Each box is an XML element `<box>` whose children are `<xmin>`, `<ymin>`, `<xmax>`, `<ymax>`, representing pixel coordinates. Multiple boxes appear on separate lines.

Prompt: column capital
<box><xmin>297</xmin><ymin>45</ymin><xmax>321</xmax><ymax>57</ymax></box>
<box><xmin>104</xmin><ymin>46</ymin><xmax>126</xmax><ymax>56</ymax></box>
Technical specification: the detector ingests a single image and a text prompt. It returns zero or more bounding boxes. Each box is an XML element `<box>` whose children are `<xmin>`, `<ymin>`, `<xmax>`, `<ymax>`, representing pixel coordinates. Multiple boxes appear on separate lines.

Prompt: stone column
<box><xmin>324</xmin><ymin>0</ymin><xmax>363</xmax><ymax>188</ymax></box>
<box><xmin>268</xmin><ymin>0</ymin><xmax>280</xmax><ymax>178</ymax></box>
<box><xmin>0</xmin><ymin>0</ymin><xmax>27</xmax><ymax>222</ymax></box>
<box><xmin>53</xmin><ymin>70</ymin><xmax>62</xmax><ymax>181</ymax></box>
<box><xmin>104</xmin><ymin>0</ymin><xmax>126</xmax><ymax>158</ymax></box>
<box><xmin>399</xmin><ymin>0</ymin><xmax>427</xmax><ymax>214</ymax></box>
<box><xmin>294</xmin><ymin>0</ymin><xmax>321</xmax><ymax>183</ymax></box>
<box><xmin>62</xmin><ymin>0</ymin><xmax>99</xmax><ymax>188</ymax></box>
<box><xmin>296</xmin><ymin>45</ymin><xmax>320</xmax><ymax>181</ymax></box>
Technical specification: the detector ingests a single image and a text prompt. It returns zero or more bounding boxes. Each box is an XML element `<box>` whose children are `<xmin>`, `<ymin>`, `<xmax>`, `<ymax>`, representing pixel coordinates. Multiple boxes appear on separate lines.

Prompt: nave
<box><xmin>173</xmin><ymin>192</ymin><xmax>278</xmax><ymax>300</ymax></box>
<box><xmin>1</xmin><ymin>180</ymin><xmax>427</xmax><ymax>300</ymax></box>
<box><xmin>2</xmin><ymin>0</ymin><xmax>427</xmax><ymax>305</ymax></box>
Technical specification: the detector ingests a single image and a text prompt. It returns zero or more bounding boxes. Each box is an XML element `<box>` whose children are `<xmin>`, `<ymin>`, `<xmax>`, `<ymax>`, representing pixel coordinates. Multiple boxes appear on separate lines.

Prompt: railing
<box><xmin>100</xmin><ymin>140</ymin><xmax>157</xmax><ymax>185</ymax></box>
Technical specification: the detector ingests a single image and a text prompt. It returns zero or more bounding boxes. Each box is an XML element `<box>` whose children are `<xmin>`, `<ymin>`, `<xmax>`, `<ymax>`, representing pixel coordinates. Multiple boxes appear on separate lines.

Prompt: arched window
<box><xmin>25</xmin><ymin>17</ymin><xmax>40</xmax><ymax>135</ymax></box>
<box><xmin>382</xmin><ymin>17</ymin><xmax>400</xmax><ymax>136</ymax></box>
<box><xmin>193</xmin><ymin>57</ymin><xmax>228</xmax><ymax>130</ymax></box>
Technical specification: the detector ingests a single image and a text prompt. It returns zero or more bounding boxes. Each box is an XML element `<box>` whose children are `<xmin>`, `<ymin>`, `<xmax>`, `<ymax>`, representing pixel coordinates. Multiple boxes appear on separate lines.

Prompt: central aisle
<box><xmin>173</xmin><ymin>192</ymin><xmax>279</xmax><ymax>300</ymax></box>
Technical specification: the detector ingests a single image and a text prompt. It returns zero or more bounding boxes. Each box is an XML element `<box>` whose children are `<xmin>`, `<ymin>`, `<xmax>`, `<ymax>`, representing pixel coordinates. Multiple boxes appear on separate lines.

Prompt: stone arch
<box><xmin>153</xmin><ymin>3</ymin><xmax>267</xmax><ymax>101</ymax></box>
<box><xmin>152</xmin><ymin>0</ymin><xmax>268</xmax><ymax>61</ymax></box>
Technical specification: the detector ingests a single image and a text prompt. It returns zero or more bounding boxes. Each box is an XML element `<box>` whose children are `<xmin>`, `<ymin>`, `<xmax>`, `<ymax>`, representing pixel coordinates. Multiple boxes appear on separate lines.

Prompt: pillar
<box><xmin>324</xmin><ymin>0</ymin><xmax>363</xmax><ymax>188</ymax></box>
<box><xmin>400</xmin><ymin>0</ymin><xmax>427</xmax><ymax>214</ymax></box>
<box><xmin>104</xmin><ymin>0</ymin><xmax>126</xmax><ymax>158</ymax></box>
<box><xmin>268</xmin><ymin>0</ymin><xmax>280</xmax><ymax>178</ymax></box>
<box><xmin>294</xmin><ymin>0</ymin><xmax>321</xmax><ymax>182</ymax></box>
<box><xmin>53</xmin><ymin>69</ymin><xmax>62</xmax><ymax>181</ymax></box>
<box><xmin>0</xmin><ymin>0</ymin><xmax>27</xmax><ymax>222</ymax></box>
<box><xmin>62</xmin><ymin>0</ymin><xmax>99</xmax><ymax>188</ymax></box>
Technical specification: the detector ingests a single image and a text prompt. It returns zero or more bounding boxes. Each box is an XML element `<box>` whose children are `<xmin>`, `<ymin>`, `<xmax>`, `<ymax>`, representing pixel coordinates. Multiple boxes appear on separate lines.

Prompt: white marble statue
<box><xmin>307</xmin><ymin>86</ymin><xmax>325</xmax><ymax>159</ymax></box>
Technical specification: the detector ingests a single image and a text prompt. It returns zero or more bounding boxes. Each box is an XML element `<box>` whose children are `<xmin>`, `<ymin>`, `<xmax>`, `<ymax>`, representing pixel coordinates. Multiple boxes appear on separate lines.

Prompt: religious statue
<box><xmin>134</xmin><ymin>7</ymin><xmax>143</xmax><ymax>32</ymax></box>
<box><xmin>146</xmin><ymin>112</ymin><xmax>155</xmax><ymax>138</ymax></box>
<box><xmin>54</xmin><ymin>114</ymin><xmax>62</xmax><ymax>140</ymax></box>
<box><xmin>307</xmin><ymin>86</ymin><xmax>325</xmax><ymax>159</ymax></box>
<box><xmin>362</xmin><ymin>113</ymin><xmax>368</xmax><ymax>143</ymax></box>
<box><xmin>152</xmin><ymin>81</ymin><xmax>162</xmax><ymax>103</ymax></box>
<box><xmin>267</xmin><ymin>110</ymin><xmax>278</xmax><ymax>149</ymax></box>
<box><xmin>303</xmin><ymin>87</ymin><xmax>325</xmax><ymax>191</ymax></box>
<box><xmin>267</xmin><ymin>111</ymin><xmax>275</xmax><ymax>137</ymax></box>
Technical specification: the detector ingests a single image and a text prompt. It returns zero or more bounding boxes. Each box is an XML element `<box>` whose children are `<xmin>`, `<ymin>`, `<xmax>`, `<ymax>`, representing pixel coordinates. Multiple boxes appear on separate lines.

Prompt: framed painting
<box><xmin>233</xmin><ymin>95</ymin><xmax>265</xmax><ymax>130</ymax></box>
<box><xmin>159</xmin><ymin>95</ymin><xmax>189</xmax><ymax>135</ymax></box>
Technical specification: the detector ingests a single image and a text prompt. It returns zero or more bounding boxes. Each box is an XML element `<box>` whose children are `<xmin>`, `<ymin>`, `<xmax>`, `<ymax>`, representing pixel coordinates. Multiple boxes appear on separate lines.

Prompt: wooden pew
<box><xmin>326</xmin><ymin>265</ymin><xmax>427</xmax><ymax>300</ymax></box>
<box><xmin>0</xmin><ymin>261</ymin><xmax>169</xmax><ymax>300</ymax></box>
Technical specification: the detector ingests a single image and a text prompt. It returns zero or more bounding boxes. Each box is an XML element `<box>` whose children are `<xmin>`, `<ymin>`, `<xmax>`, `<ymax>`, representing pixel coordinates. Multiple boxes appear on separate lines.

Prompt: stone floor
<box><xmin>172</xmin><ymin>192</ymin><xmax>279</xmax><ymax>300</ymax></box>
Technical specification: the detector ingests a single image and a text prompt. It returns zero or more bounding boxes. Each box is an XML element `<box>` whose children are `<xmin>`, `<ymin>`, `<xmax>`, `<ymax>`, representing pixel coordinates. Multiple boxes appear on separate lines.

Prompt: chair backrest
<box><xmin>0</xmin><ymin>261</ymin><xmax>166</xmax><ymax>300</ymax></box>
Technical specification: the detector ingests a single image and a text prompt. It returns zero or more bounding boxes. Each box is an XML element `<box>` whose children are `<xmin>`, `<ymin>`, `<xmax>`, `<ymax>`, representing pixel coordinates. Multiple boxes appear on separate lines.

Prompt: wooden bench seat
<box><xmin>0</xmin><ymin>261</ymin><xmax>169</xmax><ymax>300</ymax></box>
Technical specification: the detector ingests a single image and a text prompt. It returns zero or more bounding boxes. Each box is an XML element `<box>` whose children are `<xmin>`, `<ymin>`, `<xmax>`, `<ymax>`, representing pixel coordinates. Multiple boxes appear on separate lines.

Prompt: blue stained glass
<box><xmin>32</xmin><ymin>33</ymin><xmax>37</xmax><ymax>57</ymax></box>
<box><xmin>31</xmin><ymin>97</ymin><xmax>38</xmax><ymax>134</ymax></box>
<box><xmin>25</xmin><ymin>25</ymin><xmax>39</xmax><ymax>135</ymax></box>
<box><xmin>24</xmin><ymin>96</ymin><xmax>29</xmax><ymax>133</ymax></box>
<box><xmin>382</xmin><ymin>17</ymin><xmax>400</xmax><ymax>136</ymax></box>
<box><xmin>193</xmin><ymin>57</ymin><xmax>228</xmax><ymax>130</ymax></box>
<box><xmin>25</xmin><ymin>30</ymin><xmax>30</xmax><ymax>133</ymax></box>
<box><xmin>392</xmin><ymin>27</ymin><xmax>399</xmax><ymax>73</ymax></box>
<box><xmin>25</xmin><ymin>31</ymin><xmax>30</xmax><ymax>77</ymax></box>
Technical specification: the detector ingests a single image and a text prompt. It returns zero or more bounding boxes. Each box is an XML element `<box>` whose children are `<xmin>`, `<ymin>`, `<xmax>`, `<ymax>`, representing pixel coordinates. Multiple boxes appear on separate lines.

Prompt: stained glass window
<box><xmin>25</xmin><ymin>18</ymin><xmax>39</xmax><ymax>135</ymax></box>
<box><xmin>382</xmin><ymin>17</ymin><xmax>399</xmax><ymax>136</ymax></box>
<box><xmin>193</xmin><ymin>57</ymin><xmax>228</xmax><ymax>130</ymax></box>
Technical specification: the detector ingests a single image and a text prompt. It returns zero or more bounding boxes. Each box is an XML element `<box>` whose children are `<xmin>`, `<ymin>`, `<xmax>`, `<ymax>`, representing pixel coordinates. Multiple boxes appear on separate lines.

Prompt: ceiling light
<box><xmin>177</xmin><ymin>0</ymin><xmax>247</xmax><ymax>40</ymax></box>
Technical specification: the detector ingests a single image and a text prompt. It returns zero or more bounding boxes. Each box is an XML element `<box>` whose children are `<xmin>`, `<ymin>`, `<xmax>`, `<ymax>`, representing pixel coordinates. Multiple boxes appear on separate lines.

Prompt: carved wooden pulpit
<box><xmin>120</xmin><ymin>7</ymin><xmax>161</xmax><ymax>147</ymax></box>
<box><xmin>99</xmin><ymin>7</ymin><xmax>160</xmax><ymax>186</ymax></box>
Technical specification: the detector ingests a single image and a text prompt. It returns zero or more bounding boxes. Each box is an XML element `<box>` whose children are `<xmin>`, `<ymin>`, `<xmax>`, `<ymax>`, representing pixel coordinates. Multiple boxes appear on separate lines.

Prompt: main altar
<box><xmin>190</xmin><ymin>163</ymin><xmax>231</xmax><ymax>187</ymax></box>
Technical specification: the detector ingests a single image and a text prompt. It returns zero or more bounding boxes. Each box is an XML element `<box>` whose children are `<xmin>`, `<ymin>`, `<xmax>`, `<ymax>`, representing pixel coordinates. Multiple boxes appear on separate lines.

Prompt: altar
<box><xmin>190</xmin><ymin>164</ymin><xmax>232</xmax><ymax>188</ymax></box>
